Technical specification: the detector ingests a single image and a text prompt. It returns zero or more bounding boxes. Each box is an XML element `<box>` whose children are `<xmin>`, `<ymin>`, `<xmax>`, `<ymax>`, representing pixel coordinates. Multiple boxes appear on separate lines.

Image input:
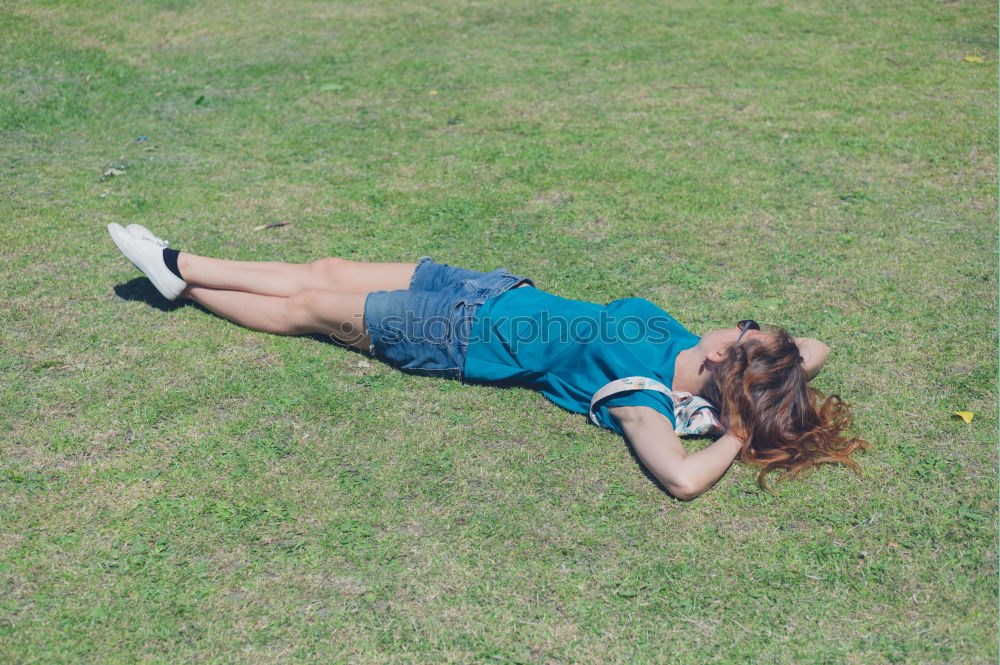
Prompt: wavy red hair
<box><xmin>700</xmin><ymin>329</ymin><xmax>870</xmax><ymax>492</ymax></box>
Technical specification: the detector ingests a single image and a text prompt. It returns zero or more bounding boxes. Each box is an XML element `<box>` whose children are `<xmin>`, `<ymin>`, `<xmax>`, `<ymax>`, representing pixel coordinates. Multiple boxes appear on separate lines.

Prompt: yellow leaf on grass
<box><xmin>963</xmin><ymin>56</ymin><xmax>984</xmax><ymax>63</ymax></box>
<box><xmin>953</xmin><ymin>411</ymin><xmax>974</xmax><ymax>424</ymax></box>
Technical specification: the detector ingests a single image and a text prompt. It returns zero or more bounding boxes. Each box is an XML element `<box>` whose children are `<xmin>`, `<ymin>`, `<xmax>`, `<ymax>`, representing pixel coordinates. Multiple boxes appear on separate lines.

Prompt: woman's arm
<box><xmin>609</xmin><ymin>405</ymin><xmax>744</xmax><ymax>500</ymax></box>
<box><xmin>794</xmin><ymin>337</ymin><xmax>830</xmax><ymax>380</ymax></box>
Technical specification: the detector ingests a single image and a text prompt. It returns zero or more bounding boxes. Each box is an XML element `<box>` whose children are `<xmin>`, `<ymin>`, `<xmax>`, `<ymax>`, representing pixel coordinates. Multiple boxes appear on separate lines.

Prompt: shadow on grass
<box><xmin>113</xmin><ymin>277</ymin><xmax>186</xmax><ymax>312</ymax></box>
<box><xmin>621</xmin><ymin>438</ymin><xmax>672</xmax><ymax>494</ymax></box>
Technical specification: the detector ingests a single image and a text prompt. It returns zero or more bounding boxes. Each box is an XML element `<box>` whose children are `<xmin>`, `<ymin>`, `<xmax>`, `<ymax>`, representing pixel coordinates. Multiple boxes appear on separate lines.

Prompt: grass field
<box><xmin>1</xmin><ymin>1</ymin><xmax>997</xmax><ymax>663</ymax></box>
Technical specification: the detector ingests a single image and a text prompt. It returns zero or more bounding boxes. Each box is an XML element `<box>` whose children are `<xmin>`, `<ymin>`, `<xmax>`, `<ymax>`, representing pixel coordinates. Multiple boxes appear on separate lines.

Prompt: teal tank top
<box><xmin>462</xmin><ymin>286</ymin><xmax>700</xmax><ymax>435</ymax></box>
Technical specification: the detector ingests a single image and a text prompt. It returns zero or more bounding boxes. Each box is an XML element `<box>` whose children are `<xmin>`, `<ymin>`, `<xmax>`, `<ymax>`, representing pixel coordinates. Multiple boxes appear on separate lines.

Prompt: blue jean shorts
<box><xmin>364</xmin><ymin>258</ymin><xmax>534</xmax><ymax>379</ymax></box>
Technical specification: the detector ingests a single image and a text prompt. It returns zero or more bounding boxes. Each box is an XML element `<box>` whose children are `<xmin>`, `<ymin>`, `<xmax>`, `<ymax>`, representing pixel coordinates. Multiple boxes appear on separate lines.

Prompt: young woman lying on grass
<box><xmin>107</xmin><ymin>223</ymin><xmax>869</xmax><ymax>500</ymax></box>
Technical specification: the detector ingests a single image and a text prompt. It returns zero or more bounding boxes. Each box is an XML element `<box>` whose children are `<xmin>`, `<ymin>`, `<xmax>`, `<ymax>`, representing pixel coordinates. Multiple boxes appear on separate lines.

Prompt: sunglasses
<box><xmin>734</xmin><ymin>319</ymin><xmax>761</xmax><ymax>345</ymax></box>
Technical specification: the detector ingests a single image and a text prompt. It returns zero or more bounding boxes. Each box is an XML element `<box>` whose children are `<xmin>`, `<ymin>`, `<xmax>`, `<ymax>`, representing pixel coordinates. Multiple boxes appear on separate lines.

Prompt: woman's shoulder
<box><xmin>605</xmin><ymin>296</ymin><xmax>666</xmax><ymax>310</ymax></box>
<box><xmin>603</xmin><ymin>297</ymin><xmax>681</xmax><ymax>322</ymax></box>
<box><xmin>601</xmin><ymin>298</ymin><xmax>698</xmax><ymax>346</ymax></box>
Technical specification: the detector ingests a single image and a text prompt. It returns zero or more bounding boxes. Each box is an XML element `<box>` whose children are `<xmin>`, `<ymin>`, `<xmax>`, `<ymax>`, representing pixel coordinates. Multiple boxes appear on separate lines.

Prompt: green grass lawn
<box><xmin>1</xmin><ymin>1</ymin><xmax>996</xmax><ymax>663</ymax></box>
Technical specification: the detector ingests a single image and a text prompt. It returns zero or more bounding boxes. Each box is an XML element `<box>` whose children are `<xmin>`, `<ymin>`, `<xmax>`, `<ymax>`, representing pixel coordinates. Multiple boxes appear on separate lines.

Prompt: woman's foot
<box><xmin>125</xmin><ymin>223</ymin><xmax>170</xmax><ymax>247</ymax></box>
<box><xmin>107</xmin><ymin>222</ymin><xmax>187</xmax><ymax>300</ymax></box>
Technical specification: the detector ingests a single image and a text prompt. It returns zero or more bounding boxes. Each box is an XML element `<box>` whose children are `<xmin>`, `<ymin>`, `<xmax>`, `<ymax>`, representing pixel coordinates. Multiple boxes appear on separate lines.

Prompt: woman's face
<box><xmin>697</xmin><ymin>325</ymin><xmax>772</xmax><ymax>362</ymax></box>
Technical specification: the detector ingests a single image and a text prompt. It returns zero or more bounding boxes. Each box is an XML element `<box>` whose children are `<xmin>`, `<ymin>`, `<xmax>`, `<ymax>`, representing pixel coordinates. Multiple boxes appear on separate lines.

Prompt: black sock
<box><xmin>162</xmin><ymin>248</ymin><xmax>183</xmax><ymax>280</ymax></box>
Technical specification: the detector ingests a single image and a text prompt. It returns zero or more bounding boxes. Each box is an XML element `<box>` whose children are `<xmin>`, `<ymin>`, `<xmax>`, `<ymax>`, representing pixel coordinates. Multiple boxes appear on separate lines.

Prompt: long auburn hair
<box><xmin>700</xmin><ymin>329</ymin><xmax>870</xmax><ymax>493</ymax></box>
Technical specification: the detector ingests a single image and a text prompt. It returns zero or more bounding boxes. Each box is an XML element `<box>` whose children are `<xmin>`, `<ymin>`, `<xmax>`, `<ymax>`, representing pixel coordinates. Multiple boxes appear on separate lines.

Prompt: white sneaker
<box><xmin>107</xmin><ymin>222</ymin><xmax>187</xmax><ymax>300</ymax></box>
<box><xmin>125</xmin><ymin>223</ymin><xmax>169</xmax><ymax>248</ymax></box>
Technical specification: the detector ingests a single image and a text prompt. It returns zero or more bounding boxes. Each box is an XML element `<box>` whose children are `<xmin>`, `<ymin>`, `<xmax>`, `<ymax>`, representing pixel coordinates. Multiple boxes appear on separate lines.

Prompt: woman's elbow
<box><xmin>815</xmin><ymin>341</ymin><xmax>831</xmax><ymax>363</ymax></box>
<box><xmin>668</xmin><ymin>480</ymin><xmax>703</xmax><ymax>501</ymax></box>
<box><xmin>798</xmin><ymin>339</ymin><xmax>830</xmax><ymax>380</ymax></box>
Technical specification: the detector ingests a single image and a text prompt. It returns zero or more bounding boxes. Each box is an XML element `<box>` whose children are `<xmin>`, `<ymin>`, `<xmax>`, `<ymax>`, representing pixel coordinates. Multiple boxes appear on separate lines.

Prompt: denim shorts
<box><xmin>364</xmin><ymin>257</ymin><xmax>534</xmax><ymax>379</ymax></box>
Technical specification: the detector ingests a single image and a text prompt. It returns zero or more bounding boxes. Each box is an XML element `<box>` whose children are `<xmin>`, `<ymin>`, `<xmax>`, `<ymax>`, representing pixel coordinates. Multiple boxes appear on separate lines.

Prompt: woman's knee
<box><xmin>309</xmin><ymin>257</ymin><xmax>350</xmax><ymax>287</ymax></box>
<box><xmin>283</xmin><ymin>289</ymin><xmax>327</xmax><ymax>334</ymax></box>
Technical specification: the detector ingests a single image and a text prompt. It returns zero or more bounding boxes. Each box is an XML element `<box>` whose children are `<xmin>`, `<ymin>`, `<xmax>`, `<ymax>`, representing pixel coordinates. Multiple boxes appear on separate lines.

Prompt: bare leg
<box><xmin>177</xmin><ymin>254</ymin><xmax>418</xmax><ymax>297</ymax></box>
<box><xmin>184</xmin><ymin>286</ymin><xmax>371</xmax><ymax>350</ymax></box>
